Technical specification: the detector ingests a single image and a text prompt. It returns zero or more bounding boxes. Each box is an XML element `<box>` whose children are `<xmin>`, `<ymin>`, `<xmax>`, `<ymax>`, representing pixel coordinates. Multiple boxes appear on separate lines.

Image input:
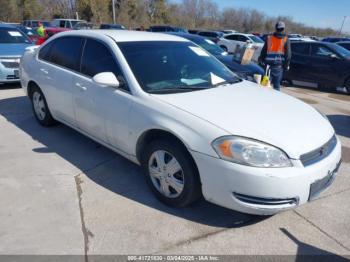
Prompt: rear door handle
<box><xmin>75</xmin><ymin>82</ymin><xmax>87</xmax><ymax>91</ymax></box>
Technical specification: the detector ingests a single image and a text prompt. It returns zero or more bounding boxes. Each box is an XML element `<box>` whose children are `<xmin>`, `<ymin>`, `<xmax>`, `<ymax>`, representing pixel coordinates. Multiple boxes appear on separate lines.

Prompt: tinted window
<box><xmin>339</xmin><ymin>43</ymin><xmax>350</xmax><ymax>51</ymax></box>
<box><xmin>81</xmin><ymin>39</ymin><xmax>121</xmax><ymax>78</ymax></box>
<box><xmin>225</xmin><ymin>34</ymin><xmax>240</xmax><ymax>41</ymax></box>
<box><xmin>49</xmin><ymin>37</ymin><xmax>84</xmax><ymax>71</ymax></box>
<box><xmin>291</xmin><ymin>43</ymin><xmax>310</xmax><ymax>55</ymax></box>
<box><xmin>311</xmin><ymin>45</ymin><xmax>336</xmax><ymax>58</ymax></box>
<box><xmin>237</xmin><ymin>35</ymin><xmax>249</xmax><ymax>42</ymax></box>
<box><xmin>59</xmin><ymin>20</ymin><xmax>65</xmax><ymax>28</ymax></box>
<box><xmin>38</xmin><ymin>41</ymin><xmax>54</xmax><ymax>61</ymax></box>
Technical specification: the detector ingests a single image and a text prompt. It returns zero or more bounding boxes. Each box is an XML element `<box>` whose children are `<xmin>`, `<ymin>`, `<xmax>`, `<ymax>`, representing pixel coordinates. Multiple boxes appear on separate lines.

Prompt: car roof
<box><xmin>0</xmin><ymin>24</ymin><xmax>18</xmax><ymax>29</ymax></box>
<box><xmin>167</xmin><ymin>32</ymin><xmax>206</xmax><ymax>41</ymax></box>
<box><xmin>55</xmin><ymin>30</ymin><xmax>190</xmax><ymax>43</ymax></box>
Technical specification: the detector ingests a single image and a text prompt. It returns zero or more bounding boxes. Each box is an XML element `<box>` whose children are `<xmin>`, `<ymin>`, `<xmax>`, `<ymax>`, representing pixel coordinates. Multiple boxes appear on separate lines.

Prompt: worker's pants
<box><xmin>270</xmin><ymin>66</ymin><xmax>283</xmax><ymax>91</ymax></box>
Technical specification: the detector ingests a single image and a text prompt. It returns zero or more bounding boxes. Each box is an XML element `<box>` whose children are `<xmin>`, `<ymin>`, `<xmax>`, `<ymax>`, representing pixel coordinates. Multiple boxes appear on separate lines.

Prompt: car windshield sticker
<box><xmin>8</xmin><ymin>31</ymin><xmax>22</xmax><ymax>37</ymax></box>
<box><xmin>181</xmin><ymin>78</ymin><xmax>207</xmax><ymax>85</ymax></box>
<box><xmin>210</xmin><ymin>72</ymin><xmax>226</xmax><ymax>85</ymax></box>
<box><xmin>189</xmin><ymin>46</ymin><xmax>210</xmax><ymax>57</ymax></box>
<box><xmin>205</xmin><ymin>39</ymin><xmax>215</xmax><ymax>45</ymax></box>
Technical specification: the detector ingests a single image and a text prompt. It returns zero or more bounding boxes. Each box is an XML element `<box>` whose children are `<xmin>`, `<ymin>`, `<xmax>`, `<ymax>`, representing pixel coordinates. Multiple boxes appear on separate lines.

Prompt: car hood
<box><xmin>217</xmin><ymin>55</ymin><xmax>264</xmax><ymax>75</ymax></box>
<box><xmin>0</xmin><ymin>43</ymin><xmax>33</xmax><ymax>57</ymax></box>
<box><xmin>152</xmin><ymin>82</ymin><xmax>335</xmax><ymax>159</ymax></box>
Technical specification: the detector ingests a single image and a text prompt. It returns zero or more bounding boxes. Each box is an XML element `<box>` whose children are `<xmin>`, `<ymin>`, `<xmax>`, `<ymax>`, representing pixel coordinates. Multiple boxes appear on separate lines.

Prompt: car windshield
<box><xmin>331</xmin><ymin>44</ymin><xmax>350</xmax><ymax>58</ymax></box>
<box><xmin>193</xmin><ymin>37</ymin><xmax>226</xmax><ymax>56</ymax></box>
<box><xmin>118</xmin><ymin>41</ymin><xmax>240</xmax><ymax>94</ymax></box>
<box><xmin>0</xmin><ymin>28</ymin><xmax>31</xmax><ymax>44</ymax></box>
<box><xmin>70</xmin><ymin>21</ymin><xmax>82</xmax><ymax>27</ymax></box>
<box><xmin>249</xmin><ymin>35</ymin><xmax>264</xmax><ymax>43</ymax></box>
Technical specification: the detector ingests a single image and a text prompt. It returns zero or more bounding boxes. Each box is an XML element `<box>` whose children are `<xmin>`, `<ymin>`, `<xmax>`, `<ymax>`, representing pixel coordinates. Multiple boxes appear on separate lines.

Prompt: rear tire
<box><xmin>141</xmin><ymin>139</ymin><xmax>202</xmax><ymax>207</ymax></box>
<box><xmin>30</xmin><ymin>85</ymin><xmax>56</xmax><ymax>126</ymax></box>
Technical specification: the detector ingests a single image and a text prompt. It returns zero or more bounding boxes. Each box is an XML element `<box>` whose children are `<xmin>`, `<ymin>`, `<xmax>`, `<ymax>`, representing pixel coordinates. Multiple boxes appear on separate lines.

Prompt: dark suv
<box><xmin>285</xmin><ymin>41</ymin><xmax>350</xmax><ymax>94</ymax></box>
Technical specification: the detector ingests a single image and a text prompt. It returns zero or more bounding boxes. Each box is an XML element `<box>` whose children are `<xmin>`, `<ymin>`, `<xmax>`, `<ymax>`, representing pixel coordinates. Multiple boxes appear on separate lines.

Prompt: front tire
<box><xmin>141</xmin><ymin>139</ymin><xmax>202</xmax><ymax>207</ymax></box>
<box><xmin>30</xmin><ymin>85</ymin><xmax>56</xmax><ymax>126</ymax></box>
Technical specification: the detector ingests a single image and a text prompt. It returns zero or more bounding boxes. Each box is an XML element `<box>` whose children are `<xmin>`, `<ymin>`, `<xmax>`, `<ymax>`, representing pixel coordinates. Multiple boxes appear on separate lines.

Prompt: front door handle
<box><xmin>40</xmin><ymin>68</ymin><xmax>49</xmax><ymax>74</ymax></box>
<box><xmin>75</xmin><ymin>82</ymin><xmax>87</xmax><ymax>91</ymax></box>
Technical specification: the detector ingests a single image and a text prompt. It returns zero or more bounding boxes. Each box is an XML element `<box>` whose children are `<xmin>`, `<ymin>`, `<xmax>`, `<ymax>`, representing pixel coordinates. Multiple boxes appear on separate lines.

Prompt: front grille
<box><xmin>233</xmin><ymin>192</ymin><xmax>299</xmax><ymax>206</ymax></box>
<box><xmin>1</xmin><ymin>61</ymin><xmax>19</xmax><ymax>69</ymax></box>
<box><xmin>300</xmin><ymin>135</ymin><xmax>337</xmax><ymax>167</ymax></box>
<box><xmin>6</xmin><ymin>75</ymin><xmax>19</xmax><ymax>80</ymax></box>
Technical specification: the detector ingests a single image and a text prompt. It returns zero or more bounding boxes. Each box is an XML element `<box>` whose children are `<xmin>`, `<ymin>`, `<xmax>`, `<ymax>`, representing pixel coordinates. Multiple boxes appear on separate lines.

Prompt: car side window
<box><xmin>81</xmin><ymin>39</ymin><xmax>128</xmax><ymax>90</ymax></box>
<box><xmin>225</xmin><ymin>35</ymin><xmax>239</xmax><ymax>41</ymax></box>
<box><xmin>49</xmin><ymin>37</ymin><xmax>84</xmax><ymax>71</ymax></box>
<box><xmin>237</xmin><ymin>35</ymin><xmax>249</xmax><ymax>42</ymax></box>
<box><xmin>59</xmin><ymin>20</ymin><xmax>65</xmax><ymax>28</ymax></box>
<box><xmin>38</xmin><ymin>41</ymin><xmax>54</xmax><ymax>61</ymax></box>
<box><xmin>311</xmin><ymin>45</ymin><xmax>336</xmax><ymax>58</ymax></box>
<box><xmin>291</xmin><ymin>44</ymin><xmax>310</xmax><ymax>55</ymax></box>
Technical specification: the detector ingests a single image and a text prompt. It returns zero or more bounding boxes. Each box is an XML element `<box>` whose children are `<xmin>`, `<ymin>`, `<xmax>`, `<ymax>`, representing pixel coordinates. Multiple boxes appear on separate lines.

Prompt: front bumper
<box><xmin>191</xmin><ymin>137</ymin><xmax>342</xmax><ymax>215</ymax></box>
<box><xmin>0</xmin><ymin>59</ymin><xmax>20</xmax><ymax>83</ymax></box>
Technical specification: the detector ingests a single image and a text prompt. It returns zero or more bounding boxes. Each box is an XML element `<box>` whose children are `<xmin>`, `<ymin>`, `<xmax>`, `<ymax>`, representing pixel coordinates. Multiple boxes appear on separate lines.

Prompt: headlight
<box><xmin>212</xmin><ymin>136</ymin><xmax>292</xmax><ymax>168</ymax></box>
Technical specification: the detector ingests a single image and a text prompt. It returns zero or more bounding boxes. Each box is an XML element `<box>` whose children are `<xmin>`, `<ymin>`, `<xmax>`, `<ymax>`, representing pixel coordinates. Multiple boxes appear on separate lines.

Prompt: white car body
<box><xmin>217</xmin><ymin>33</ymin><xmax>264</xmax><ymax>62</ymax></box>
<box><xmin>20</xmin><ymin>30</ymin><xmax>341</xmax><ymax>215</ymax></box>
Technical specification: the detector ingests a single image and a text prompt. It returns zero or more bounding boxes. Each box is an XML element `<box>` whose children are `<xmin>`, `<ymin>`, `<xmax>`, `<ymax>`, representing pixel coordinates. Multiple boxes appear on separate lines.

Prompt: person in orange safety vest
<box><xmin>259</xmin><ymin>21</ymin><xmax>291</xmax><ymax>91</ymax></box>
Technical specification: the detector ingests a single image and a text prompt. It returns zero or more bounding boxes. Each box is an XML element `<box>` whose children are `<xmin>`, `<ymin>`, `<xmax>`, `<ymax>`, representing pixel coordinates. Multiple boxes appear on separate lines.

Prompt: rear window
<box><xmin>291</xmin><ymin>43</ymin><xmax>310</xmax><ymax>55</ymax></box>
<box><xmin>47</xmin><ymin>37</ymin><xmax>84</xmax><ymax>71</ymax></box>
<box><xmin>0</xmin><ymin>28</ymin><xmax>30</xmax><ymax>44</ymax></box>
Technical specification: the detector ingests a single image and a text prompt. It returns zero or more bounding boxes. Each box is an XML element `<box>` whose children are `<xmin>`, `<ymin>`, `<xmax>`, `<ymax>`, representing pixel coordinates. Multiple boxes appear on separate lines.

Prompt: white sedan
<box><xmin>217</xmin><ymin>33</ymin><xmax>264</xmax><ymax>62</ymax></box>
<box><xmin>20</xmin><ymin>30</ymin><xmax>341</xmax><ymax>215</ymax></box>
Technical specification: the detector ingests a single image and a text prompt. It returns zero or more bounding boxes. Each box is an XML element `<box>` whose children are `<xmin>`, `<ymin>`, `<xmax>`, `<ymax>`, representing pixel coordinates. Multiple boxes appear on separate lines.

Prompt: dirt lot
<box><xmin>0</xmin><ymin>84</ymin><xmax>349</xmax><ymax>258</ymax></box>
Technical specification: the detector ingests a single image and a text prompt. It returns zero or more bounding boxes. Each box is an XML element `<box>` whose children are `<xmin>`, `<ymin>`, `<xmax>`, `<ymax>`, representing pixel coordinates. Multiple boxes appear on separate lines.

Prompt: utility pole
<box><xmin>112</xmin><ymin>0</ymin><xmax>116</xmax><ymax>24</ymax></box>
<box><xmin>339</xmin><ymin>16</ymin><xmax>347</xmax><ymax>35</ymax></box>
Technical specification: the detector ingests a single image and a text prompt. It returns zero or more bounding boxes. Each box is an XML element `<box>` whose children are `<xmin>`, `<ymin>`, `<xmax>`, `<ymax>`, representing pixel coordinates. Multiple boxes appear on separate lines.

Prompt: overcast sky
<box><xmin>172</xmin><ymin>0</ymin><xmax>350</xmax><ymax>33</ymax></box>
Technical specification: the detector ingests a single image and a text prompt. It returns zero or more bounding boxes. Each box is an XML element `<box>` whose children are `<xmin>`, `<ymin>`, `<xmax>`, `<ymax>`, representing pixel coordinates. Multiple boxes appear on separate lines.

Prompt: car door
<box><xmin>309</xmin><ymin>44</ymin><xmax>343</xmax><ymax>86</ymax></box>
<box><xmin>288</xmin><ymin>43</ymin><xmax>312</xmax><ymax>82</ymax></box>
<box><xmin>73</xmin><ymin>38</ymin><xmax>133</xmax><ymax>150</ymax></box>
<box><xmin>37</xmin><ymin>36</ymin><xmax>84</xmax><ymax>126</ymax></box>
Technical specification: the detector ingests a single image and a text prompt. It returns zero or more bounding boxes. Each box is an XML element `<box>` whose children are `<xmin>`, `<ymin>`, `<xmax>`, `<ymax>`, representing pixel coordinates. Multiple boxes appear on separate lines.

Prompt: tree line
<box><xmin>0</xmin><ymin>0</ymin><xmax>343</xmax><ymax>37</ymax></box>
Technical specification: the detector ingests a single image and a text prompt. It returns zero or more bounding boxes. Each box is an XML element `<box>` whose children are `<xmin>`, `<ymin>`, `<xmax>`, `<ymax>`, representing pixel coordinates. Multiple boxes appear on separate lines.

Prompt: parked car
<box><xmin>0</xmin><ymin>24</ymin><xmax>33</xmax><ymax>83</ymax></box>
<box><xmin>74</xmin><ymin>22</ymin><xmax>93</xmax><ymax>30</ymax></box>
<box><xmin>323</xmin><ymin>37</ymin><xmax>350</xmax><ymax>43</ymax></box>
<box><xmin>149</xmin><ymin>26</ymin><xmax>188</xmax><ymax>33</ymax></box>
<box><xmin>285</xmin><ymin>41</ymin><xmax>350</xmax><ymax>94</ymax></box>
<box><xmin>336</xmin><ymin>41</ymin><xmax>350</xmax><ymax>51</ymax></box>
<box><xmin>197</xmin><ymin>31</ymin><xmax>224</xmax><ymax>43</ymax></box>
<box><xmin>100</xmin><ymin>24</ymin><xmax>125</xmax><ymax>30</ymax></box>
<box><xmin>22</xmin><ymin>20</ymin><xmax>51</xmax><ymax>29</ymax></box>
<box><xmin>168</xmin><ymin>32</ymin><xmax>264</xmax><ymax>82</ymax></box>
<box><xmin>221</xmin><ymin>29</ymin><xmax>236</xmax><ymax>35</ymax></box>
<box><xmin>51</xmin><ymin>19</ymin><xmax>86</xmax><ymax>29</ymax></box>
<box><xmin>188</xmin><ymin>29</ymin><xmax>199</xmax><ymax>34</ymax></box>
<box><xmin>20</xmin><ymin>30</ymin><xmax>341</xmax><ymax>215</ymax></box>
<box><xmin>35</xmin><ymin>27</ymin><xmax>72</xmax><ymax>45</ymax></box>
<box><xmin>217</xmin><ymin>33</ymin><xmax>264</xmax><ymax>62</ymax></box>
<box><xmin>16</xmin><ymin>25</ymin><xmax>40</xmax><ymax>44</ymax></box>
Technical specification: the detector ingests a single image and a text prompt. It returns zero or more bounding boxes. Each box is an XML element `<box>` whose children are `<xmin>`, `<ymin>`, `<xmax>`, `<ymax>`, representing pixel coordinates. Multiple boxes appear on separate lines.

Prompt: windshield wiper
<box><xmin>148</xmin><ymin>87</ymin><xmax>209</xmax><ymax>94</ymax></box>
<box><xmin>212</xmin><ymin>79</ymin><xmax>242</xmax><ymax>87</ymax></box>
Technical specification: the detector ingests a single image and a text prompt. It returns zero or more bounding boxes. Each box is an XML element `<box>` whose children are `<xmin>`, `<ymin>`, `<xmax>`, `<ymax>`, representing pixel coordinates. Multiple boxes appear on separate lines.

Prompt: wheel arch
<box><xmin>27</xmin><ymin>80</ymin><xmax>40</xmax><ymax>98</ymax></box>
<box><xmin>136</xmin><ymin>129</ymin><xmax>190</xmax><ymax>163</ymax></box>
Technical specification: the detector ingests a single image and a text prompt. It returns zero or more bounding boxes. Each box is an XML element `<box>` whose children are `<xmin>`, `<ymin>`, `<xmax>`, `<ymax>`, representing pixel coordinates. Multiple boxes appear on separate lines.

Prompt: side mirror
<box><xmin>93</xmin><ymin>72</ymin><xmax>120</xmax><ymax>88</ymax></box>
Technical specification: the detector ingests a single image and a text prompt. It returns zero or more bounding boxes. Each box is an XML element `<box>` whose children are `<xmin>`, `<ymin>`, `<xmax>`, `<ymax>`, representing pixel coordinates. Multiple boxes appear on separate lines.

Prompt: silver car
<box><xmin>0</xmin><ymin>24</ymin><xmax>33</xmax><ymax>83</ymax></box>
